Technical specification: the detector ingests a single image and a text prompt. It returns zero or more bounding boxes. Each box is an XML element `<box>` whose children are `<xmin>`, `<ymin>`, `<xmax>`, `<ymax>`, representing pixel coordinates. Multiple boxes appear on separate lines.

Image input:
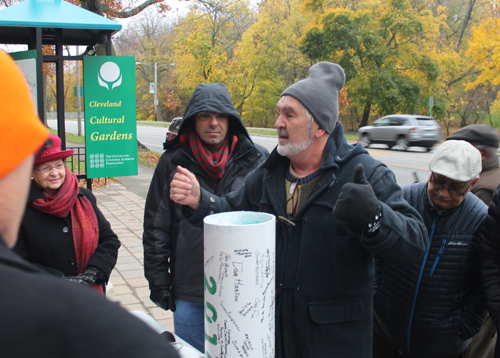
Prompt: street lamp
<box><xmin>135</xmin><ymin>62</ymin><xmax>175</xmax><ymax>121</ymax></box>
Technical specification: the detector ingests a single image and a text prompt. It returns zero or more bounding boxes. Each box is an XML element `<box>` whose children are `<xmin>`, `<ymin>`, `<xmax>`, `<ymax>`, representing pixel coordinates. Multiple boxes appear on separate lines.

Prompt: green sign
<box><xmin>83</xmin><ymin>56</ymin><xmax>138</xmax><ymax>178</ymax></box>
<box><xmin>10</xmin><ymin>50</ymin><xmax>37</xmax><ymax>112</ymax></box>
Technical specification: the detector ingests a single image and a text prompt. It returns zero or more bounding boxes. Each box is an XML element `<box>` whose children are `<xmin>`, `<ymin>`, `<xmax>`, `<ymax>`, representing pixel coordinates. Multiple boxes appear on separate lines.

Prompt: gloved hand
<box><xmin>332</xmin><ymin>163</ymin><xmax>382</xmax><ymax>234</ymax></box>
<box><xmin>65</xmin><ymin>266</ymin><xmax>100</xmax><ymax>286</ymax></box>
<box><xmin>150</xmin><ymin>288</ymin><xmax>176</xmax><ymax>312</ymax></box>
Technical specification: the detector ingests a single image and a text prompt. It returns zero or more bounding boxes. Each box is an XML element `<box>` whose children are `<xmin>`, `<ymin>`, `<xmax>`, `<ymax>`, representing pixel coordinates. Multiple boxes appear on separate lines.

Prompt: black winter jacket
<box><xmin>481</xmin><ymin>185</ymin><xmax>500</xmax><ymax>324</ymax></box>
<box><xmin>143</xmin><ymin>83</ymin><xmax>268</xmax><ymax>302</ymax></box>
<box><xmin>0</xmin><ymin>235</ymin><xmax>180</xmax><ymax>358</ymax></box>
<box><xmin>15</xmin><ymin>181</ymin><xmax>120</xmax><ymax>286</ymax></box>
<box><xmin>374</xmin><ymin>182</ymin><xmax>488</xmax><ymax>358</ymax></box>
<box><xmin>188</xmin><ymin>122</ymin><xmax>428</xmax><ymax>358</ymax></box>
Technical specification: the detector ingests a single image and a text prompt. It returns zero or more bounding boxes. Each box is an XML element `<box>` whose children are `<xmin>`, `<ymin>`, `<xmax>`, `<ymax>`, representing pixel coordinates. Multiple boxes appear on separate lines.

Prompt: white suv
<box><xmin>358</xmin><ymin>114</ymin><xmax>442</xmax><ymax>151</ymax></box>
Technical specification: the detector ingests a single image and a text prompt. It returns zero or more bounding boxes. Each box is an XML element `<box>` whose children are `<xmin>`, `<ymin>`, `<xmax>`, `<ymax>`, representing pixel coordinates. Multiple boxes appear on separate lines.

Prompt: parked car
<box><xmin>358</xmin><ymin>114</ymin><xmax>442</xmax><ymax>151</ymax></box>
<box><xmin>163</xmin><ymin>117</ymin><xmax>183</xmax><ymax>149</ymax></box>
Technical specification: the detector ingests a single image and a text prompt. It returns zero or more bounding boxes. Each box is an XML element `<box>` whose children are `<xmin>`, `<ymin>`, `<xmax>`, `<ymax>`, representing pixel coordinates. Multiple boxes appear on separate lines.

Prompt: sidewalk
<box><xmin>92</xmin><ymin>178</ymin><xmax>175</xmax><ymax>332</ymax></box>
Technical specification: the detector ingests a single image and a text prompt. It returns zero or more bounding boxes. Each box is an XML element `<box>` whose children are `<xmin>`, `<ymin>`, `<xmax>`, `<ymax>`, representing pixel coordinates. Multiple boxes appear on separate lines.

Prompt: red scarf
<box><xmin>180</xmin><ymin>128</ymin><xmax>238</xmax><ymax>185</ymax></box>
<box><xmin>30</xmin><ymin>166</ymin><xmax>102</xmax><ymax>293</ymax></box>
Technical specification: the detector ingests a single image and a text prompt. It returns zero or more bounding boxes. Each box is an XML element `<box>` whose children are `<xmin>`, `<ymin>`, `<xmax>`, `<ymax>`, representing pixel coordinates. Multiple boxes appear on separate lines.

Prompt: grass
<box><xmin>48</xmin><ymin>128</ymin><xmax>85</xmax><ymax>145</ymax></box>
<box><xmin>248</xmin><ymin>128</ymin><xmax>275</xmax><ymax>136</ymax></box>
<box><xmin>138</xmin><ymin>151</ymin><xmax>162</xmax><ymax>169</ymax></box>
<box><xmin>136</xmin><ymin>121</ymin><xmax>171</xmax><ymax>127</ymax></box>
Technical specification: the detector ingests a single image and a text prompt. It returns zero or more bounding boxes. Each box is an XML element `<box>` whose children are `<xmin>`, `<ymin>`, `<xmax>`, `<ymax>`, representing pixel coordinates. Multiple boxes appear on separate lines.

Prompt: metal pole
<box><xmin>55</xmin><ymin>30</ymin><xmax>66</xmax><ymax>149</ymax></box>
<box><xmin>154</xmin><ymin>62</ymin><xmax>158</xmax><ymax>122</ymax></box>
<box><xmin>76</xmin><ymin>46</ymin><xmax>82</xmax><ymax>136</ymax></box>
<box><xmin>34</xmin><ymin>28</ymin><xmax>45</xmax><ymax>124</ymax></box>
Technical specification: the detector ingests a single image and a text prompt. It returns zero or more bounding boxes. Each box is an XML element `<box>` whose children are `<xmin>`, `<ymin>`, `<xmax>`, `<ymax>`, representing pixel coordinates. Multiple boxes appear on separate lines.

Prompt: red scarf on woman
<box><xmin>30</xmin><ymin>166</ymin><xmax>101</xmax><ymax>292</ymax></box>
<box><xmin>179</xmin><ymin>128</ymin><xmax>238</xmax><ymax>185</ymax></box>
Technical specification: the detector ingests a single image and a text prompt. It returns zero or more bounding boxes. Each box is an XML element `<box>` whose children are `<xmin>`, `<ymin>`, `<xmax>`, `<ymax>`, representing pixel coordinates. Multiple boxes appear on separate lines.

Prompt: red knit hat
<box><xmin>0</xmin><ymin>50</ymin><xmax>48</xmax><ymax>179</ymax></box>
<box><xmin>34</xmin><ymin>133</ymin><xmax>74</xmax><ymax>166</ymax></box>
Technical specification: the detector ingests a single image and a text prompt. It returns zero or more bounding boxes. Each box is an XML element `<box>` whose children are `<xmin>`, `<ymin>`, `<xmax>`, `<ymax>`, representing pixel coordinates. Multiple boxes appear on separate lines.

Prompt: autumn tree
<box><xmin>428</xmin><ymin>0</ymin><xmax>492</xmax><ymax>129</ymax></box>
<box><xmin>173</xmin><ymin>0</ymin><xmax>255</xmax><ymax>93</ymax></box>
<box><xmin>299</xmin><ymin>0</ymin><xmax>441</xmax><ymax>128</ymax></box>
<box><xmin>115</xmin><ymin>8</ymin><xmax>181</xmax><ymax>121</ymax></box>
<box><xmin>223</xmin><ymin>0</ymin><xmax>313</xmax><ymax>127</ymax></box>
<box><xmin>465</xmin><ymin>5</ymin><xmax>500</xmax><ymax>117</ymax></box>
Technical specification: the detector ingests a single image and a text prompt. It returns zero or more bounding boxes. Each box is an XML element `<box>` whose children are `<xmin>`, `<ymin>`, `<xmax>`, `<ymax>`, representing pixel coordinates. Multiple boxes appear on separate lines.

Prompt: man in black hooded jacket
<box><xmin>143</xmin><ymin>83</ymin><xmax>268</xmax><ymax>352</ymax></box>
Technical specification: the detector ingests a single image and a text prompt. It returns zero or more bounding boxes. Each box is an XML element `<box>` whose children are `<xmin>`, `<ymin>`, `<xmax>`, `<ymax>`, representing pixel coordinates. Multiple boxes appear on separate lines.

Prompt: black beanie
<box><xmin>281</xmin><ymin>62</ymin><xmax>345</xmax><ymax>134</ymax></box>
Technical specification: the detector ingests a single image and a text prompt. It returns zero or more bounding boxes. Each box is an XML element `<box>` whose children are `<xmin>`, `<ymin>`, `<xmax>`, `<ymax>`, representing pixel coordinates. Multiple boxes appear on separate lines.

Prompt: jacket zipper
<box><xmin>430</xmin><ymin>239</ymin><xmax>447</xmax><ymax>276</ymax></box>
<box><xmin>407</xmin><ymin>215</ymin><xmax>438</xmax><ymax>354</ymax></box>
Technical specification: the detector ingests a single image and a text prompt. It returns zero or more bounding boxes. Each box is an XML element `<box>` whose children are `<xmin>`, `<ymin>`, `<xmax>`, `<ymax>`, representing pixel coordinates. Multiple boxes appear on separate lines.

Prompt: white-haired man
<box><xmin>170</xmin><ymin>62</ymin><xmax>428</xmax><ymax>357</ymax></box>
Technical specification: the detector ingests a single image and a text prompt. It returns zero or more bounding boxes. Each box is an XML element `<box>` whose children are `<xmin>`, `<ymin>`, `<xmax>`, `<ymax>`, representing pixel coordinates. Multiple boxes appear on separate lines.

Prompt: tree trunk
<box><xmin>456</xmin><ymin>0</ymin><xmax>476</xmax><ymax>52</ymax></box>
<box><xmin>80</xmin><ymin>0</ymin><xmax>104</xmax><ymax>16</ymax></box>
<box><xmin>359</xmin><ymin>102</ymin><xmax>371</xmax><ymax>128</ymax></box>
<box><xmin>157</xmin><ymin>103</ymin><xmax>164</xmax><ymax>121</ymax></box>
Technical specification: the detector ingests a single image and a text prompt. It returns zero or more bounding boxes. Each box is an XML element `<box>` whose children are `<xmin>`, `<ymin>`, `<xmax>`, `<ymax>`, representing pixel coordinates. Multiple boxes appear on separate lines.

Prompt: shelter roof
<box><xmin>0</xmin><ymin>0</ymin><xmax>121</xmax><ymax>45</ymax></box>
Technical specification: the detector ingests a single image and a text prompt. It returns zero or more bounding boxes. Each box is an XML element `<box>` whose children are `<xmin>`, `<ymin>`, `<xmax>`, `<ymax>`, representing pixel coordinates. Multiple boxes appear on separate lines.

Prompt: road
<box><xmin>48</xmin><ymin>120</ymin><xmax>431</xmax><ymax>187</ymax></box>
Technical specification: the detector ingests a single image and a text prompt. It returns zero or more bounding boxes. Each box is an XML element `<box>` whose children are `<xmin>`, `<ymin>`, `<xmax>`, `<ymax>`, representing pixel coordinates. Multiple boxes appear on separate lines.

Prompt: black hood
<box><xmin>165</xmin><ymin>83</ymin><xmax>250</xmax><ymax>150</ymax></box>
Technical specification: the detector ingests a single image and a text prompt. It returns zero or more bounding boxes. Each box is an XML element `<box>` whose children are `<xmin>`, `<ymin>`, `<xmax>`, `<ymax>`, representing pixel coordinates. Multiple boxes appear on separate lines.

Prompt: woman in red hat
<box><xmin>13</xmin><ymin>133</ymin><xmax>120</xmax><ymax>293</ymax></box>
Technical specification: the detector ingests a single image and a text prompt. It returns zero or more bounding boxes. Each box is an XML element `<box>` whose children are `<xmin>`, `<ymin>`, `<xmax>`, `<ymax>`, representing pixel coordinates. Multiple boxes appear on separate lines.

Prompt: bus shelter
<box><xmin>0</xmin><ymin>0</ymin><xmax>121</xmax><ymax>184</ymax></box>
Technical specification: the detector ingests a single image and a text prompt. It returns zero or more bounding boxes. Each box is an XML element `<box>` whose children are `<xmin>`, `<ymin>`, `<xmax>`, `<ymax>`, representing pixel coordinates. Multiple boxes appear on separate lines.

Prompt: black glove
<box><xmin>332</xmin><ymin>164</ymin><xmax>382</xmax><ymax>234</ymax></box>
<box><xmin>65</xmin><ymin>266</ymin><xmax>100</xmax><ymax>286</ymax></box>
<box><xmin>150</xmin><ymin>288</ymin><xmax>176</xmax><ymax>312</ymax></box>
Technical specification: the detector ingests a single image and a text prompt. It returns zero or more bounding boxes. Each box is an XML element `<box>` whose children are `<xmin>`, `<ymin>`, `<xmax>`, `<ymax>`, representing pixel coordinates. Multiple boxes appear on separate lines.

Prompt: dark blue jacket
<box><xmin>189</xmin><ymin>122</ymin><xmax>428</xmax><ymax>358</ymax></box>
<box><xmin>374</xmin><ymin>182</ymin><xmax>488</xmax><ymax>358</ymax></box>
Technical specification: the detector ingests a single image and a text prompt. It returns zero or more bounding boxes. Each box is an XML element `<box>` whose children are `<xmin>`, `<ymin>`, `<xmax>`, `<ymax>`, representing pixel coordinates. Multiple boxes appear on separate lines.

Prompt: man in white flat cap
<box><xmin>373</xmin><ymin>140</ymin><xmax>488</xmax><ymax>358</ymax></box>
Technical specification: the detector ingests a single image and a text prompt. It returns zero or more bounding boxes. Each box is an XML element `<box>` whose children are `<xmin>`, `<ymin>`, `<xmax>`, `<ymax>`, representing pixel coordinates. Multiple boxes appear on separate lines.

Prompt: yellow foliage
<box><xmin>224</xmin><ymin>0</ymin><xmax>312</xmax><ymax>127</ymax></box>
<box><xmin>466</xmin><ymin>16</ymin><xmax>500</xmax><ymax>89</ymax></box>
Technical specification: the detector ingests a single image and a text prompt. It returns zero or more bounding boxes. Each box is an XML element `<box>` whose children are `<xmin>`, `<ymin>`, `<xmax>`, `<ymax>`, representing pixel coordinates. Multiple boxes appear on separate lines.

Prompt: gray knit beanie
<box><xmin>281</xmin><ymin>62</ymin><xmax>346</xmax><ymax>134</ymax></box>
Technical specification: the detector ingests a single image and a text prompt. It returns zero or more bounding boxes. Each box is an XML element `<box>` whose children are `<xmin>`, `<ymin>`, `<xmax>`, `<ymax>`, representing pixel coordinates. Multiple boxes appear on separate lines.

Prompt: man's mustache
<box><xmin>277</xmin><ymin>128</ymin><xmax>288</xmax><ymax>137</ymax></box>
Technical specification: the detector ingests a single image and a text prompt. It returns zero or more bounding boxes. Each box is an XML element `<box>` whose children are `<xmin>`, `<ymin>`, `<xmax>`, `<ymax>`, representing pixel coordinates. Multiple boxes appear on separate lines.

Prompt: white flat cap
<box><xmin>429</xmin><ymin>140</ymin><xmax>482</xmax><ymax>182</ymax></box>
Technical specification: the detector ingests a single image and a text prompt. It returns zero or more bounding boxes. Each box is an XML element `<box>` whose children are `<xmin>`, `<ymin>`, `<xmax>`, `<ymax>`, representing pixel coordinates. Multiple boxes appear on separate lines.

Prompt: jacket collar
<box><xmin>482</xmin><ymin>156</ymin><xmax>499</xmax><ymax>173</ymax></box>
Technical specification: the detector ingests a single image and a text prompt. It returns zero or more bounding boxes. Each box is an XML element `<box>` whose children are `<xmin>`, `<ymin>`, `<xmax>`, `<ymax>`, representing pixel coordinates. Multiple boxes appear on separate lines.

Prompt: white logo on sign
<box><xmin>89</xmin><ymin>153</ymin><xmax>105</xmax><ymax>168</ymax></box>
<box><xmin>98</xmin><ymin>62</ymin><xmax>122</xmax><ymax>90</ymax></box>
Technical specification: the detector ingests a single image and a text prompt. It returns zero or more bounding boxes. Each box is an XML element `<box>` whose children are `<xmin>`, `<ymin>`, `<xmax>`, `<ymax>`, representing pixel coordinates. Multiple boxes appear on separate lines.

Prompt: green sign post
<box><xmin>83</xmin><ymin>56</ymin><xmax>138</xmax><ymax>178</ymax></box>
<box><xmin>429</xmin><ymin>96</ymin><xmax>434</xmax><ymax>117</ymax></box>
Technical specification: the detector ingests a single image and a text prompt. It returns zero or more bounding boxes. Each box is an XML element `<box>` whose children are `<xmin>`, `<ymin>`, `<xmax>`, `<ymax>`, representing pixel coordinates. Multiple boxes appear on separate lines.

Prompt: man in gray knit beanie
<box><xmin>170</xmin><ymin>61</ymin><xmax>427</xmax><ymax>357</ymax></box>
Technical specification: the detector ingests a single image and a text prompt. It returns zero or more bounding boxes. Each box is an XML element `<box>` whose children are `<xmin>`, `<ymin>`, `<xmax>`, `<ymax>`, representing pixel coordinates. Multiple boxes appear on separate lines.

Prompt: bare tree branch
<box><xmin>101</xmin><ymin>0</ymin><xmax>167</xmax><ymax>18</ymax></box>
<box><xmin>456</xmin><ymin>0</ymin><xmax>476</xmax><ymax>52</ymax></box>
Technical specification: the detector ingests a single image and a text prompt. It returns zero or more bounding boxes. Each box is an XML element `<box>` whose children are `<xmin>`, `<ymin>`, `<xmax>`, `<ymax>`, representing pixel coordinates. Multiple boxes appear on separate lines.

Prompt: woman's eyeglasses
<box><xmin>35</xmin><ymin>163</ymin><xmax>65</xmax><ymax>174</ymax></box>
